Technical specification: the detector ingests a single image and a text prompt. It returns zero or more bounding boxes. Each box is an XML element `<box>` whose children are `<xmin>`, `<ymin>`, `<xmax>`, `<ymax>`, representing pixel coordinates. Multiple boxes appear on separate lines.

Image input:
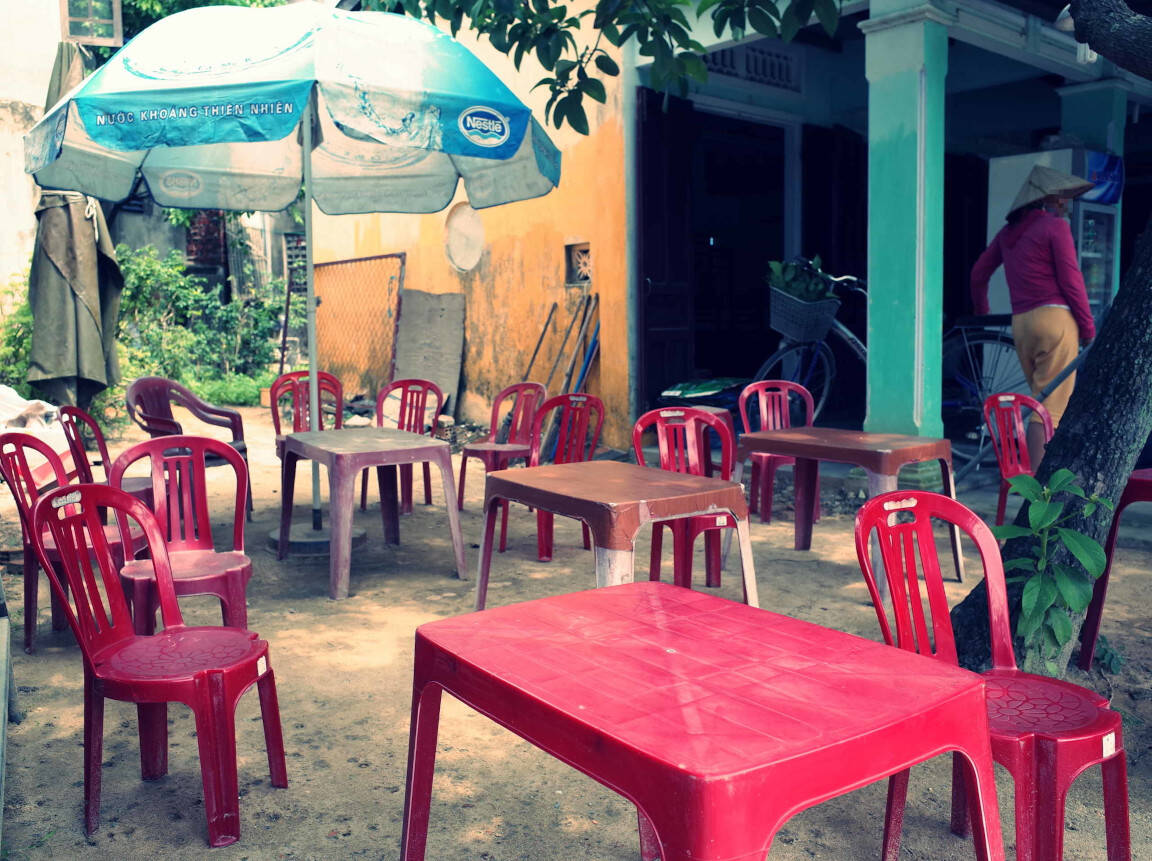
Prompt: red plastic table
<box><xmin>401</xmin><ymin>581</ymin><xmax>1005</xmax><ymax>860</ymax></box>
<box><xmin>474</xmin><ymin>460</ymin><xmax>758</xmax><ymax>609</ymax></box>
<box><xmin>737</xmin><ymin>427</ymin><xmax>957</xmax><ymax>550</ymax></box>
<box><xmin>278</xmin><ymin>428</ymin><xmax>467</xmax><ymax>599</ymax></box>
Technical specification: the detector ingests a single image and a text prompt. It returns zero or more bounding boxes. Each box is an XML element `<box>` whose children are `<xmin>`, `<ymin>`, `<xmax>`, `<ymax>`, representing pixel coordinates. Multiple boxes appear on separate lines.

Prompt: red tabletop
<box><xmin>403</xmin><ymin>581</ymin><xmax>1004</xmax><ymax>859</ymax></box>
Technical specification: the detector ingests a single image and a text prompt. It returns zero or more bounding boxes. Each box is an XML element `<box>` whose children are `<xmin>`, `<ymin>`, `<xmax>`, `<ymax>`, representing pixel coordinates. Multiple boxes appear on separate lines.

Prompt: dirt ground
<box><xmin>0</xmin><ymin>405</ymin><xmax>1148</xmax><ymax>860</ymax></box>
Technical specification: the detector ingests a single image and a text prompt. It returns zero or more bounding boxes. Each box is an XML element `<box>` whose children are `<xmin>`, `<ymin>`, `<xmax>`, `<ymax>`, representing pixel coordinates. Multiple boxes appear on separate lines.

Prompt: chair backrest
<box><xmin>738</xmin><ymin>380</ymin><xmax>815</xmax><ymax>434</ymax></box>
<box><xmin>854</xmin><ymin>490</ymin><xmax>1017</xmax><ymax>671</ymax></box>
<box><xmin>270</xmin><ymin>371</ymin><xmax>344</xmax><ymax>436</ymax></box>
<box><xmin>529</xmin><ymin>393</ymin><xmax>605</xmax><ymax>466</ymax></box>
<box><xmin>376</xmin><ymin>379</ymin><xmax>444</xmax><ymax>437</ymax></box>
<box><xmin>125</xmin><ymin>376</ymin><xmax>183</xmax><ymax>437</ymax></box>
<box><xmin>632</xmin><ymin>407</ymin><xmax>736</xmax><ymax>480</ymax></box>
<box><xmin>110</xmin><ymin>435</ymin><xmax>248</xmax><ymax>553</ymax></box>
<box><xmin>983</xmin><ymin>392</ymin><xmax>1054</xmax><ymax>482</ymax></box>
<box><xmin>59</xmin><ymin>405</ymin><xmax>114</xmax><ymax>484</ymax></box>
<box><xmin>0</xmin><ymin>432</ymin><xmax>73</xmax><ymax>539</ymax></box>
<box><xmin>488</xmin><ymin>382</ymin><xmax>547</xmax><ymax>445</ymax></box>
<box><xmin>30</xmin><ymin>483</ymin><xmax>183</xmax><ymax>658</ymax></box>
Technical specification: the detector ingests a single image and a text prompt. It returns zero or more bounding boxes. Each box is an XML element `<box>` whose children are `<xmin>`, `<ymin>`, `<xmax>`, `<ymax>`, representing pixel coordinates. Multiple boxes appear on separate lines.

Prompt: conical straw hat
<box><xmin>1009</xmin><ymin>164</ymin><xmax>1094</xmax><ymax>214</ymax></box>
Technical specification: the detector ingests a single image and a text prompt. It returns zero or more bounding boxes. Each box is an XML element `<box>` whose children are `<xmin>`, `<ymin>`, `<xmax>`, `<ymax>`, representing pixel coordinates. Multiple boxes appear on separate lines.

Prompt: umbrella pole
<box><xmin>303</xmin><ymin>95</ymin><xmax>323</xmax><ymax>531</ymax></box>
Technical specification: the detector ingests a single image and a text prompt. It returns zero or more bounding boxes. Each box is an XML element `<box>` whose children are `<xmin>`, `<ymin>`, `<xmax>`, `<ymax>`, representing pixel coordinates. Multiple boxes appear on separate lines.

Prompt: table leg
<box><xmin>433</xmin><ymin>452</ymin><xmax>467</xmax><ymax>579</ymax></box>
<box><xmin>793</xmin><ymin>457</ymin><xmax>819</xmax><ymax>550</ymax></box>
<box><xmin>474</xmin><ymin>499</ymin><xmax>501</xmax><ymax>611</ymax></box>
<box><xmin>376</xmin><ymin>465</ymin><xmax>400</xmax><ymax>545</ymax></box>
<box><xmin>734</xmin><ymin>518</ymin><xmax>759</xmax><ymax>608</ymax></box>
<box><xmin>941</xmin><ymin>457</ymin><xmax>966</xmax><ymax>583</ymax></box>
<box><xmin>865</xmin><ymin>471</ymin><xmax>898</xmax><ymax>606</ymax></box>
<box><xmin>327</xmin><ymin>461</ymin><xmax>358</xmax><ymax>601</ymax></box>
<box><xmin>594</xmin><ymin>546</ymin><xmax>634</xmax><ymax>587</ymax></box>
<box><xmin>277</xmin><ymin>453</ymin><xmax>299</xmax><ymax>560</ymax></box>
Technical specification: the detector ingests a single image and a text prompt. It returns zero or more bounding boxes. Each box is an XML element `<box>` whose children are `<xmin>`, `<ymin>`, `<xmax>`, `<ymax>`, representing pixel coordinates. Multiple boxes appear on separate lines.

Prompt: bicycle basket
<box><xmin>769</xmin><ymin>288</ymin><xmax>841</xmax><ymax>342</ymax></box>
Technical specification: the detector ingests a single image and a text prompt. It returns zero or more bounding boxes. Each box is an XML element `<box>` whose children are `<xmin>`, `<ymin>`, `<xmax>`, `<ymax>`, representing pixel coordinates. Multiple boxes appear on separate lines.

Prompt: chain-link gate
<box><xmin>314</xmin><ymin>253</ymin><xmax>405</xmax><ymax>399</ymax></box>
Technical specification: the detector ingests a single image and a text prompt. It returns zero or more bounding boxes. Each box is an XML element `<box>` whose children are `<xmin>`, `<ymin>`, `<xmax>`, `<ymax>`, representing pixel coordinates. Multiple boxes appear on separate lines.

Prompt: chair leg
<box><xmin>748</xmin><ymin>460</ymin><xmax>761</xmax><ymax>516</ymax></box>
<box><xmin>1012</xmin><ymin>762</ymin><xmax>1038</xmax><ymax>861</ymax></box>
<box><xmin>648</xmin><ymin>524</ymin><xmax>664</xmax><ymax>581</ymax></box>
<box><xmin>670</xmin><ymin>522</ymin><xmax>693</xmax><ymax>589</ymax></box>
<box><xmin>996</xmin><ymin>481</ymin><xmax>1009</xmax><ymax>527</ymax></box>
<box><xmin>257</xmin><ymin>668</ymin><xmax>289</xmax><ymax>788</ymax></box>
<box><xmin>950</xmin><ymin>751</ymin><xmax>971</xmax><ymax>837</ymax></box>
<box><xmin>400</xmin><ymin>464</ymin><xmax>415</xmax><ymax>515</ymax></box>
<box><xmin>400</xmin><ymin>682</ymin><xmax>444</xmax><ymax>861</ymax></box>
<box><xmin>23</xmin><ymin>547</ymin><xmax>38</xmax><ymax>654</ymax></box>
<box><xmin>1033</xmin><ymin>749</ymin><xmax>1070</xmax><ymax>861</ymax></box>
<box><xmin>636</xmin><ymin>809</ymin><xmax>662</xmax><ymax>861</ymax></box>
<box><xmin>137</xmin><ymin>702</ymin><xmax>169</xmax><ymax>780</ymax></box>
<box><xmin>192</xmin><ymin>671</ymin><xmax>242</xmax><ymax>848</ymax></box>
<box><xmin>218</xmin><ymin>576</ymin><xmax>250</xmax><ymax>630</ymax></box>
<box><xmin>581</xmin><ymin>522</ymin><xmax>592</xmax><ymax>551</ymax></box>
<box><xmin>359</xmin><ymin>468</ymin><xmax>369</xmax><ymax>511</ymax></box>
<box><xmin>703</xmin><ymin>529</ymin><xmax>722</xmax><ymax>588</ymax></box>
<box><xmin>82</xmin><ymin>672</ymin><xmax>106</xmax><ymax>836</ymax></box>
<box><xmin>1102</xmin><ymin>752</ymin><xmax>1132</xmax><ymax>861</ymax></box>
<box><xmin>760</xmin><ymin>461</ymin><xmax>779</xmax><ymax>524</ymax></box>
<box><xmin>422</xmin><ymin>463</ymin><xmax>433</xmax><ymax>506</ymax></box>
<box><xmin>498</xmin><ymin>500</ymin><xmax>510</xmax><ymax>553</ymax></box>
<box><xmin>536</xmin><ymin>510</ymin><xmax>554</xmax><ymax>562</ymax></box>
<box><xmin>881</xmin><ymin>768</ymin><xmax>910</xmax><ymax>861</ymax></box>
<box><xmin>129</xmin><ymin>578</ymin><xmax>158</xmax><ymax>636</ymax></box>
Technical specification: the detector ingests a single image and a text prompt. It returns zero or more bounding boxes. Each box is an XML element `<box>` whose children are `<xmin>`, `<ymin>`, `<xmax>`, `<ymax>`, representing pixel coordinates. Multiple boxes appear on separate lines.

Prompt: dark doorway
<box><xmin>637</xmin><ymin>88</ymin><xmax>788</xmax><ymax>410</ymax></box>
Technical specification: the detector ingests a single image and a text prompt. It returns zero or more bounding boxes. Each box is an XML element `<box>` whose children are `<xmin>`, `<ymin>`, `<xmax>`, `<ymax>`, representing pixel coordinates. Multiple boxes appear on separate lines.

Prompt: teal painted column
<box><xmin>861</xmin><ymin>2</ymin><xmax>952</xmax><ymax>437</ymax></box>
<box><xmin>1059</xmin><ymin>80</ymin><xmax>1128</xmax><ymax>304</ymax></box>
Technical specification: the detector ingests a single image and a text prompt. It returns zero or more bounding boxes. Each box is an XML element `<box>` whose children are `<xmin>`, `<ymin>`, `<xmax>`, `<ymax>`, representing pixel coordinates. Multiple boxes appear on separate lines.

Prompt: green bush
<box><xmin>0</xmin><ymin>278</ymin><xmax>34</xmax><ymax>399</ymax></box>
<box><xmin>190</xmin><ymin>371</ymin><xmax>275</xmax><ymax>407</ymax></box>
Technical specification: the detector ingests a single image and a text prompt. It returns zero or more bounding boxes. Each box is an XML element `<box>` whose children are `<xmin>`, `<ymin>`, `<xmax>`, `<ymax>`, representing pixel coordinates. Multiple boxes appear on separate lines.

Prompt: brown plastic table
<box><xmin>474</xmin><ymin>460</ymin><xmax>758</xmax><ymax>610</ymax></box>
<box><xmin>737</xmin><ymin>427</ymin><xmax>957</xmax><ymax>551</ymax></box>
<box><xmin>278</xmin><ymin>428</ymin><xmax>467</xmax><ymax>599</ymax></box>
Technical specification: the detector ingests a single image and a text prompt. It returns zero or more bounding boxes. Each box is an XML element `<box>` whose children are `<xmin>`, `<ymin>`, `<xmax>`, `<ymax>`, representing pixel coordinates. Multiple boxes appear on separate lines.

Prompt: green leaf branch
<box><xmin>991</xmin><ymin>469</ymin><xmax>1113</xmax><ymax>676</ymax></box>
<box><xmin>363</xmin><ymin>0</ymin><xmax>841</xmax><ymax>133</ymax></box>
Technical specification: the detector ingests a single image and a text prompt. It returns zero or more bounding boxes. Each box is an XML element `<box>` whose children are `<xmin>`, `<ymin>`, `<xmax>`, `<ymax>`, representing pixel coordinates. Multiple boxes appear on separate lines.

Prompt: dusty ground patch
<box><xmin>1</xmin><ymin>406</ymin><xmax>1148</xmax><ymax>859</ymax></box>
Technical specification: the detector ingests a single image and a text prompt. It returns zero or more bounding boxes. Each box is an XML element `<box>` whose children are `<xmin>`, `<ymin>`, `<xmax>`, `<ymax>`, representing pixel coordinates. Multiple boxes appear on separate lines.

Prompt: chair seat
<box><xmin>984</xmin><ymin>670</ymin><xmax>1113</xmax><ymax>734</ymax></box>
<box><xmin>121</xmin><ymin>550</ymin><xmax>252</xmax><ymax>586</ymax></box>
<box><xmin>94</xmin><ymin>626</ymin><xmax>265</xmax><ymax>683</ymax></box>
<box><xmin>461</xmin><ymin>441</ymin><xmax>531</xmax><ymax>458</ymax></box>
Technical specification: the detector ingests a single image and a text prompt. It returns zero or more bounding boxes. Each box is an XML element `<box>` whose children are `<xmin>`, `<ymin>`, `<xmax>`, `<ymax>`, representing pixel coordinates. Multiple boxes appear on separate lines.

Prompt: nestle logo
<box><xmin>458</xmin><ymin>107</ymin><xmax>509</xmax><ymax>148</ymax></box>
<box><xmin>159</xmin><ymin>170</ymin><xmax>202</xmax><ymax>197</ymax></box>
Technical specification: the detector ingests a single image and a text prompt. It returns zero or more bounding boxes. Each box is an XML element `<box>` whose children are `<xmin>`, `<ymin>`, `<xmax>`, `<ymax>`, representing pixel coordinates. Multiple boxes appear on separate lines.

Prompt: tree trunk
<box><xmin>952</xmin><ymin>212</ymin><xmax>1152</xmax><ymax>673</ymax></box>
<box><xmin>1070</xmin><ymin>0</ymin><xmax>1152</xmax><ymax>79</ymax></box>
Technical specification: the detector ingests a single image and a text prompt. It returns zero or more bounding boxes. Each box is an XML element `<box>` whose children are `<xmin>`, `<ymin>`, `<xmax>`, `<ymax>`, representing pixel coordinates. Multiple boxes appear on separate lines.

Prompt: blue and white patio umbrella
<box><xmin>24</xmin><ymin>3</ymin><xmax>561</xmax><ymax>524</ymax></box>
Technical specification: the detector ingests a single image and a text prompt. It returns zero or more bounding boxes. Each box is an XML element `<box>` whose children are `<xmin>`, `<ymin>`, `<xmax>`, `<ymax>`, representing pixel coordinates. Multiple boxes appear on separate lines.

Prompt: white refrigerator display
<box><xmin>984</xmin><ymin>148</ymin><xmax>1124</xmax><ymax>320</ymax></box>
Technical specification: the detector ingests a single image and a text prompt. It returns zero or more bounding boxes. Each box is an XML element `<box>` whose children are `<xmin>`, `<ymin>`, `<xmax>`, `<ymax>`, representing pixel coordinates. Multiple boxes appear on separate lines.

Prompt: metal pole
<box><xmin>303</xmin><ymin>93</ymin><xmax>322</xmax><ymax>530</ymax></box>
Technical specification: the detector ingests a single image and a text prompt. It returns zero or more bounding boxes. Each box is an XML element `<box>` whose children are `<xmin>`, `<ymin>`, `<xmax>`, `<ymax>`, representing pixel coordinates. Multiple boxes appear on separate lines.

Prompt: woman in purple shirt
<box><xmin>970</xmin><ymin>164</ymin><xmax>1095</xmax><ymax>467</ymax></box>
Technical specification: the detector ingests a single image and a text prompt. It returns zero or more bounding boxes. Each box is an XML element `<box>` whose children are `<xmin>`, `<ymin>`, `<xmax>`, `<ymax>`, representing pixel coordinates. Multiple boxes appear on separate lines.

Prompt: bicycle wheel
<box><xmin>755</xmin><ymin>341</ymin><xmax>836</xmax><ymax>421</ymax></box>
<box><xmin>941</xmin><ymin>331</ymin><xmax>1026</xmax><ymax>475</ymax></box>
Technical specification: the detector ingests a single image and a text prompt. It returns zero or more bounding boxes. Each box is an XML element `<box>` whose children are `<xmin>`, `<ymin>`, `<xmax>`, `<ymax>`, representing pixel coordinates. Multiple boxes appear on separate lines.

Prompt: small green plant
<box><xmin>190</xmin><ymin>371</ymin><xmax>274</xmax><ymax>407</ymax></box>
<box><xmin>0</xmin><ymin>276</ymin><xmax>34</xmax><ymax>399</ymax></box>
<box><xmin>991</xmin><ymin>469</ymin><xmax>1113</xmax><ymax>676</ymax></box>
<box><xmin>766</xmin><ymin>256</ymin><xmax>836</xmax><ymax>302</ymax></box>
<box><xmin>1094</xmin><ymin>634</ymin><xmax>1125</xmax><ymax>673</ymax></box>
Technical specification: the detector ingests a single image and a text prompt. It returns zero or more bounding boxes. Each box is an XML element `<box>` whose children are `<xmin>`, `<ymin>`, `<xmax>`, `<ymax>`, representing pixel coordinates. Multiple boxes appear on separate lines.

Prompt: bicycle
<box><xmin>754</xmin><ymin>263</ymin><xmax>1028</xmax><ymax>478</ymax></box>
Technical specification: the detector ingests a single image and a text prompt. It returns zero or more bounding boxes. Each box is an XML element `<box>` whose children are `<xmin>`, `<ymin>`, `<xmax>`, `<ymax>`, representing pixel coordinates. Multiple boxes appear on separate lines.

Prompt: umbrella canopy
<box><xmin>23</xmin><ymin>3</ymin><xmax>561</xmax><ymax>522</ymax></box>
<box><xmin>25</xmin><ymin>3</ymin><xmax>560</xmax><ymax>214</ymax></box>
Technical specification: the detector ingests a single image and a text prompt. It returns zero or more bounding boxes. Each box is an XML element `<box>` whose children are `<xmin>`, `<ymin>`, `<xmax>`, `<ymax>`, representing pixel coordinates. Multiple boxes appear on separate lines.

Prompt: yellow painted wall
<box><xmin>311</xmin><ymin>29</ymin><xmax>631</xmax><ymax>449</ymax></box>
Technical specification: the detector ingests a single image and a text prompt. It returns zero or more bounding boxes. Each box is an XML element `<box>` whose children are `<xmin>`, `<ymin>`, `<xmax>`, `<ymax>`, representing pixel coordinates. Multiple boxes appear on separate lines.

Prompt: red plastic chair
<box><xmin>359</xmin><ymin>378</ymin><xmax>444</xmax><ymax>514</ymax></box>
<box><xmin>125</xmin><ymin>376</ymin><xmax>251</xmax><ymax>517</ymax></box>
<box><xmin>0</xmin><ymin>432</ymin><xmax>145</xmax><ymax>653</ymax></box>
<box><xmin>500</xmin><ymin>393</ymin><xmax>604</xmax><ymax>560</ymax></box>
<box><xmin>58</xmin><ymin>406</ymin><xmax>154</xmax><ymax>509</ymax></box>
<box><xmin>29</xmin><ymin>483</ymin><xmax>287</xmax><ymax>847</ymax></box>
<box><xmin>855</xmin><ymin>490</ymin><xmax>1130</xmax><ymax>861</ymax></box>
<box><xmin>110</xmin><ymin>436</ymin><xmax>253</xmax><ymax>635</ymax></box>
<box><xmin>1079</xmin><ymin>467</ymin><xmax>1152</xmax><ymax>670</ymax></box>
<box><xmin>269</xmin><ymin>370</ymin><xmax>344</xmax><ymax>459</ymax></box>
<box><xmin>633</xmin><ymin>407</ymin><xmax>736</xmax><ymax>590</ymax></box>
<box><xmin>983</xmin><ymin>392</ymin><xmax>1054</xmax><ymax>526</ymax></box>
<box><xmin>456</xmin><ymin>381</ymin><xmax>546</xmax><ymax>509</ymax></box>
<box><xmin>738</xmin><ymin>380</ymin><xmax>819</xmax><ymax>524</ymax></box>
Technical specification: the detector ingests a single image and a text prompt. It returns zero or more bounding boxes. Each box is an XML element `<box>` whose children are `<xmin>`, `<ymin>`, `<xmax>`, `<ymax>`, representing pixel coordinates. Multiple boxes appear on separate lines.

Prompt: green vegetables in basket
<box><xmin>766</xmin><ymin>257</ymin><xmax>837</xmax><ymax>302</ymax></box>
